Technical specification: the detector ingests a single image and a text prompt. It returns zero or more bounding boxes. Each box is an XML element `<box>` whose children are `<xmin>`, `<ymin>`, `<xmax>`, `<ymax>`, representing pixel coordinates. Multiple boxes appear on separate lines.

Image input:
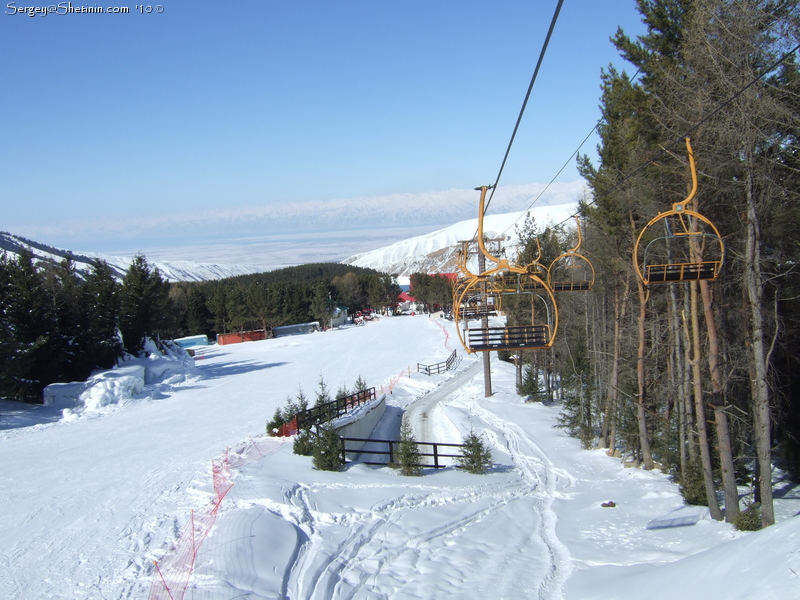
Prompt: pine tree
<box><xmin>185</xmin><ymin>285</ymin><xmax>213</xmax><ymax>337</ymax></box>
<box><xmin>312</xmin><ymin>427</ymin><xmax>343</xmax><ymax>471</ymax></box>
<box><xmin>353</xmin><ymin>375</ymin><xmax>368</xmax><ymax>393</ymax></box>
<box><xmin>293</xmin><ymin>429</ymin><xmax>314</xmax><ymax>456</ymax></box>
<box><xmin>119</xmin><ymin>255</ymin><xmax>170</xmax><ymax>355</ymax></box>
<box><xmin>395</xmin><ymin>421</ymin><xmax>422</xmax><ymax>476</ymax></box>
<box><xmin>457</xmin><ymin>430</ymin><xmax>493</xmax><ymax>474</ymax></box>
<box><xmin>518</xmin><ymin>365</ymin><xmax>544</xmax><ymax>402</ymax></box>
<box><xmin>4</xmin><ymin>250</ymin><xmax>58</xmax><ymax>400</ymax></box>
<box><xmin>335</xmin><ymin>383</ymin><xmax>350</xmax><ymax>402</ymax></box>
<box><xmin>310</xmin><ymin>282</ymin><xmax>333</xmax><ymax>329</ymax></box>
<box><xmin>45</xmin><ymin>257</ymin><xmax>87</xmax><ymax>383</ymax></box>
<box><xmin>296</xmin><ymin>386</ymin><xmax>309</xmax><ymax>411</ymax></box>
<box><xmin>81</xmin><ymin>259</ymin><xmax>122</xmax><ymax>370</ymax></box>
<box><xmin>314</xmin><ymin>373</ymin><xmax>331</xmax><ymax>407</ymax></box>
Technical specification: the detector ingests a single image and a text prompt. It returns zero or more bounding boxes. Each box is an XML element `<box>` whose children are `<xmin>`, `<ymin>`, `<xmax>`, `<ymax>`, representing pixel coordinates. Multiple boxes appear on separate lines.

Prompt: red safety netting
<box><xmin>432</xmin><ymin>318</ymin><xmax>453</xmax><ymax>351</ymax></box>
<box><xmin>149</xmin><ymin>436</ymin><xmax>286</xmax><ymax>600</ymax></box>
<box><xmin>380</xmin><ymin>365</ymin><xmax>412</xmax><ymax>395</ymax></box>
<box><xmin>275</xmin><ymin>416</ymin><xmax>299</xmax><ymax>437</ymax></box>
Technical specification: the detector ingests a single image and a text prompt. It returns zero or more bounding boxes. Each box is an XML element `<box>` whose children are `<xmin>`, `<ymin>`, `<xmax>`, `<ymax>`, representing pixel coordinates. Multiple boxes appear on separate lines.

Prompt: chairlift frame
<box><xmin>633</xmin><ymin>138</ymin><xmax>725</xmax><ymax>285</ymax></box>
<box><xmin>453</xmin><ymin>186</ymin><xmax>559</xmax><ymax>354</ymax></box>
<box><xmin>548</xmin><ymin>216</ymin><xmax>596</xmax><ymax>292</ymax></box>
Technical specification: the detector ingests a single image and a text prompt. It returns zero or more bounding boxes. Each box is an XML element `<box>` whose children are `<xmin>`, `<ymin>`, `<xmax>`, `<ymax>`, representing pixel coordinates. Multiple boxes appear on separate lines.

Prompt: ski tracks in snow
<box><xmin>255</xmin><ymin>378</ymin><xmax>575</xmax><ymax>599</ymax></box>
<box><xmin>461</xmin><ymin>395</ymin><xmax>576</xmax><ymax>599</ymax></box>
<box><xmin>275</xmin><ymin>480</ymin><xmax>551</xmax><ymax>600</ymax></box>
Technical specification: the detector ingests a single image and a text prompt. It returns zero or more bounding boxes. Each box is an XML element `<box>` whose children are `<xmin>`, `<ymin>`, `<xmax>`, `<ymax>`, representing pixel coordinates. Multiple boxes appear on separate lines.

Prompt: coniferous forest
<box><xmin>0</xmin><ymin>252</ymin><xmax>398</xmax><ymax>403</ymax></box>
<box><xmin>506</xmin><ymin>0</ymin><xmax>800</xmax><ymax>529</ymax></box>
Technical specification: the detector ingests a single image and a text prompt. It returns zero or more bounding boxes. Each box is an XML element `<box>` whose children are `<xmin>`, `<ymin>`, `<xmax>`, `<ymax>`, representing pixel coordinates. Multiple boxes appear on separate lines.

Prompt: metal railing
<box><xmin>295</xmin><ymin>387</ymin><xmax>377</xmax><ymax>430</ymax></box>
<box><xmin>340</xmin><ymin>436</ymin><xmax>464</xmax><ymax>469</ymax></box>
<box><xmin>417</xmin><ymin>349</ymin><xmax>458</xmax><ymax>376</ymax></box>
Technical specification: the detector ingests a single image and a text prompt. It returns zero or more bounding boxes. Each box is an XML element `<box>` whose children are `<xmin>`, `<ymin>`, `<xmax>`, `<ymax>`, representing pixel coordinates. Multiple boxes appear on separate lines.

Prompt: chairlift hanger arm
<box><xmin>673</xmin><ymin>138</ymin><xmax>698</xmax><ymax>213</ymax></box>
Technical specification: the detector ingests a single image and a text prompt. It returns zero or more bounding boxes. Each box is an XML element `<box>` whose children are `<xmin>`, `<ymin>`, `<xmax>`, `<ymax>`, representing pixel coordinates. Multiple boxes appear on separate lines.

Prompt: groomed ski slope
<box><xmin>2</xmin><ymin>315</ymin><xmax>799</xmax><ymax>599</ymax></box>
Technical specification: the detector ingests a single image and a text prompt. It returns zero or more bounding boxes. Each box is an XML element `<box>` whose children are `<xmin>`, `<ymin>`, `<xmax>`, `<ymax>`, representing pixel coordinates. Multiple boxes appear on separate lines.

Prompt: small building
<box><xmin>331</xmin><ymin>304</ymin><xmax>349</xmax><ymax>328</ymax></box>
<box><xmin>273</xmin><ymin>322</ymin><xmax>321</xmax><ymax>337</ymax></box>
<box><xmin>173</xmin><ymin>334</ymin><xmax>209</xmax><ymax>348</ymax></box>
<box><xmin>396</xmin><ymin>291</ymin><xmax>418</xmax><ymax>314</ymax></box>
<box><xmin>217</xmin><ymin>330</ymin><xmax>267</xmax><ymax>345</ymax></box>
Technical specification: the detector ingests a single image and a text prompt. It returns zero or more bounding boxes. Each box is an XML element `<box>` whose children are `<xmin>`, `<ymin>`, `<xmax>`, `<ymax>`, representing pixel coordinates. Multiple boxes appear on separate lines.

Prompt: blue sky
<box><xmin>1</xmin><ymin>1</ymin><xmax>646</xmax><ymax>255</ymax></box>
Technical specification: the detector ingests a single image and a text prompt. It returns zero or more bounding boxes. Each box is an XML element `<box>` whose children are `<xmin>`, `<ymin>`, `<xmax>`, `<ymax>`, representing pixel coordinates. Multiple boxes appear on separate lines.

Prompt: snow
<box><xmin>0</xmin><ymin>231</ymin><xmax>262</xmax><ymax>282</ymax></box>
<box><xmin>1</xmin><ymin>315</ymin><xmax>798</xmax><ymax>599</ymax></box>
<box><xmin>342</xmin><ymin>201</ymin><xmax>580</xmax><ymax>276</ymax></box>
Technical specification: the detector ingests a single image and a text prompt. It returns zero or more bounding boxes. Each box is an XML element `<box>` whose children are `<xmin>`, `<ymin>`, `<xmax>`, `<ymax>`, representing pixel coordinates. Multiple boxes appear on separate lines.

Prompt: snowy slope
<box><xmin>342</xmin><ymin>201</ymin><xmax>579</xmax><ymax>276</ymax></box>
<box><xmin>2</xmin><ymin>316</ymin><xmax>799</xmax><ymax>599</ymax></box>
<box><xmin>0</xmin><ymin>231</ymin><xmax>263</xmax><ymax>282</ymax></box>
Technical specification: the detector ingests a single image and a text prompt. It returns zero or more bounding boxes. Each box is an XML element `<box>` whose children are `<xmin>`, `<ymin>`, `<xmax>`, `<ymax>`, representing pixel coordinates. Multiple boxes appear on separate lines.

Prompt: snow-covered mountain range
<box><xmin>342</xmin><ymin>201</ymin><xmax>580</xmax><ymax>276</ymax></box>
<box><xmin>1</xmin><ymin>195</ymin><xmax>580</xmax><ymax>282</ymax></box>
<box><xmin>0</xmin><ymin>231</ymin><xmax>262</xmax><ymax>282</ymax></box>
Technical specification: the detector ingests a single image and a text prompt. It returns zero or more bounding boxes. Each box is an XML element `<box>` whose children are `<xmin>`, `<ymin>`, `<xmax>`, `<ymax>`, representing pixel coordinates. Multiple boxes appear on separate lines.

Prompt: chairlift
<box><xmin>634</xmin><ymin>138</ymin><xmax>724</xmax><ymax>285</ymax></box>
<box><xmin>548</xmin><ymin>216</ymin><xmax>595</xmax><ymax>292</ymax></box>
<box><xmin>453</xmin><ymin>186</ymin><xmax>558</xmax><ymax>354</ymax></box>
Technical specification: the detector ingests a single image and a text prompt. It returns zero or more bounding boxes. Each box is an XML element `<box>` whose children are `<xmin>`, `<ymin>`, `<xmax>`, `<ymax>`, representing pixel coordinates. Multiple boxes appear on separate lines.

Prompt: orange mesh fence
<box><xmin>432</xmin><ymin>318</ymin><xmax>452</xmax><ymax>351</ymax></box>
<box><xmin>276</xmin><ymin>416</ymin><xmax>299</xmax><ymax>437</ymax></box>
<box><xmin>149</xmin><ymin>437</ymin><xmax>286</xmax><ymax>600</ymax></box>
<box><xmin>380</xmin><ymin>365</ymin><xmax>412</xmax><ymax>395</ymax></box>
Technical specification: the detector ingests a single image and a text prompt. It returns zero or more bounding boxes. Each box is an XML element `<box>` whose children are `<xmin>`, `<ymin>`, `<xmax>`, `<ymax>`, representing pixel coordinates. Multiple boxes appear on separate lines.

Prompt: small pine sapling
<box><xmin>678</xmin><ymin>459</ymin><xmax>708</xmax><ymax>506</ymax></box>
<box><xmin>395</xmin><ymin>421</ymin><xmax>422</xmax><ymax>476</ymax></box>
<box><xmin>266</xmin><ymin>407</ymin><xmax>285</xmax><ymax>435</ymax></box>
<box><xmin>457</xmin><ymin>429</ymin><xmax>493</xmax><ymax>474</ymax></box>
<box><xmin>312</xmin><ymin>427</ymin><xmax>343</xmax><ymax>471</ymax></box>
<box><xmin>315</xmin><ymin>373</ymin><xmax>331</xmax><ymax>407</ymax></box>
<box><xmin>517</xmin><ymin>365</ymin><xmax>544</xmax><ymax>402</ymax></box>
<box><xmin>335</xmin><ymin>383</ymin><xmax>350</xmax><ymax>402</ymax></box>
<box><xmin>293</xmin><ymin>429</ymin><xmax>315</xmax><ymax>456</ymax></box>
<box><xmin>354</xmin><ymin>375</ymin><xmax>368</xmax><ymax>393</ymax></box>
<box><xmin>281</xmin><ymin>396</ymin><xmax>300</xmax><ymax>424</ymax></box>
<box><xmin>296</xmin><ymin>386</ymin><xmax>309</xmax><ymax>412</ymax></box>
<box><xmin>733</xmin><ymin>500</ymin><xmax>762</xmax><ymax>531</ymax></box>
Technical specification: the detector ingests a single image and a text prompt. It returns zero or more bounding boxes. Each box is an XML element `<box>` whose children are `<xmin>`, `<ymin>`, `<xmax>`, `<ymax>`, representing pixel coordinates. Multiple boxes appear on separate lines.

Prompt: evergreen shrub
<box><xmin>266</xmin><ymin>408</ymin><xmax>285</xmax><ymax>435</ymax></box>
<box><xmin>517</xmin><ymin>365</ymin><xmax>544</xmax><ymax>402</ymax></box>
<box><xmin>312</xmin><ymin>427</ymin><xmax>343</xmax><ymax>471</ymax></box>
<box><xmin>733</xmin><ymin>502</ymin><xmax>762</xmax><ymax>531</ymax></box>
<box><xmin>679</xmin><ymin>459</ymin><xmax>709</xmax><ymax>506</ymax></box>
<box><xmin>293</xmin><ymin>429</ymin><xmax>315</xmax><ymax>456</ymax></box>
<box><xmin>457</xmin><ymin>429</ymin><xmax>493</xmax><ymax>474</ymax></box>
<box><xmin>394</xmin><ymin>421</ymin><xmax>422</xmax><ymax>476</ymax></box>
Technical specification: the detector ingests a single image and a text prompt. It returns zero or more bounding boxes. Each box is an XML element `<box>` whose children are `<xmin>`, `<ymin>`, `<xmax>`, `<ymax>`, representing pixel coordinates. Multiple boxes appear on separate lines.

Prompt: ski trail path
<box><xmin>404</xmin><ymin>360</ymin><xmax>480</xmax><ymax>445</ymax></box>
<box><xmin>272</xmin><ymin>359</ymin><xmax>574</xmax><ymax>599</ymax></box>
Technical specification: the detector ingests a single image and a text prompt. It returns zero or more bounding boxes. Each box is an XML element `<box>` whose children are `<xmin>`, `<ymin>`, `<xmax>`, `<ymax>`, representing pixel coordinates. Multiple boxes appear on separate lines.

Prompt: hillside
<box><xmin>342</xmin><ymin>201</ymin><xmax>579</xmax><ymax>276</ymax></box>
<box><xmin>1</xmin><ymin>316</ymin><xmax>798</xmax><ymax>599</ymax></box>
<box><xmin>0</xmin><ymin>231</ymin><xmax>263</xmax><ymax>282</ymax></box>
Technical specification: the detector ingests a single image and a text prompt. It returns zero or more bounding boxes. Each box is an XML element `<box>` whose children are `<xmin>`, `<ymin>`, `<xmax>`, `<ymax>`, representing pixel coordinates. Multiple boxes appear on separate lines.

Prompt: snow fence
<box><xmin>149</xmin><ymin>436</ymin><xmax>287</xmax><ymax>600</ymax></box>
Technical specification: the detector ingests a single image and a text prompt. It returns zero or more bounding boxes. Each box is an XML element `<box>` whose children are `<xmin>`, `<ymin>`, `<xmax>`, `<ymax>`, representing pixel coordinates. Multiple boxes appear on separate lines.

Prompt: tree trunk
<box><xmin>690</xmin><ymin>280</ymin><xmax>723</xmax><ymax>520</ymax></box>
<box><xmin>688</xmin><ymin>193</ymin><xmax>739</xmax><ymax>522</ymax></box>
<box><xmin>635</xmin><ymin>272</ymin><xmax>654</xmax><ymax>470</ymax></box>
<box><xmin>669</xmin><ymin>284</ymin><xmax>688</xmax><ymax>479</ymax></box>
<box><xmin>682</xmin><ymin>288</ymin><xmax>697</xmax><ymax>462</ymax></box>
<box><xmin>744</xmin><ymin>165</ymin><xmax>774</xmax><ymax>527</ymax></box>
<box><xmin>699</xmin><ymin>278</ymin><xmax>739</xmax><ymax>522</ymax></box>
<box><xmin>600</xmin><ymin>277</ymin><xmax>628</xmax><ymax>452</ymax></box>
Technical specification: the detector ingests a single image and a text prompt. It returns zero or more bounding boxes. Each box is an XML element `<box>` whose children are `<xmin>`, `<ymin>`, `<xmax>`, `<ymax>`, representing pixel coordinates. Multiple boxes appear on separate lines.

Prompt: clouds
<box><xmin>13</xmin><ymin>181</ymin><xmax>587</xmax><ymax>252</ymax></box>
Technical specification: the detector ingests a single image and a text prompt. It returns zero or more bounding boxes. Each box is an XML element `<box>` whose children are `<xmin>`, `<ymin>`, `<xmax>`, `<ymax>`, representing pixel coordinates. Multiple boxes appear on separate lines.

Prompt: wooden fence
<box><xmin>416</xmin><ymin>349</ymin><xmax>458</xmax><ymax>376</ymax></box>
<box><xmin>340</xmin><ymin>436</ymin><xmax>464</xmax><ymax>469</ymax></box>
<box><xmin>295</xmin><ymin>388</ymin><xmax>377</xmax><ymax>430</ymax></box>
